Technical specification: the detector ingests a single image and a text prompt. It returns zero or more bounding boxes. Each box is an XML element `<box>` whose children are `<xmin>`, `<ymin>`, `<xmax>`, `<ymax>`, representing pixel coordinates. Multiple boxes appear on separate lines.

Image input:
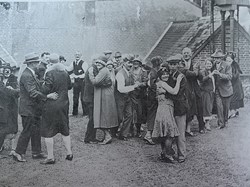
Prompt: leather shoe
<box><xmin>98</xmin><ymin>137</ymin><xmax>112</xmax><ymax>145</ymax></box>
<box><xmin>40</xmin><ymin>158</ymin><xmax>55</xmax><ymax>165</ymax></box>
<box><xmin>143</xmin><ymin>137</ymin><xmax>155</xmax><ymax>145</ymax></box>
<box><xmin>118</xmin><ymin>136</ymin><xmax>128</xmax><ymax>141</ymax></box>
<box><xmin>185</xmin><ymin>131</ymin><xmax>194</xmax><ymax>137</ymax></box>
<box><xmin>13</xmin><ymin>153</ymin><xmax>27</xmax><ymax>162</ymax></box>
<box><xmin>32</xmin><ymin>153</ymin><xmax>47</xmax><ymax>159</ymax></box>
<box><xmin>66</xmin><ymin>154</ymin><xmax>73</xmax><ymax>161</ymax></box>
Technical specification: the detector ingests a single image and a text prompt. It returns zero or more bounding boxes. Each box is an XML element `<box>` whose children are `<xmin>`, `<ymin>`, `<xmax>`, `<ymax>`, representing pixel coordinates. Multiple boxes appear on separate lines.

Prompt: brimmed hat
<box><xmin>123</xmin><ymin>54</ymin><xmax>135</xmax><ymax>62</ymax></box>
<box><xmin>10</xmin><ymin>65</ymin><xmax>20</xmax><ymax>72</ymax></box>
<box><xmin>106</xmin><ymin>60</ymin><xmax>114</xmax><ymax>67</ymax></box>
<box><xmin>24</xmin><ymin>52</ymin><xmax>40</xmax><ymax>64</ymax></box>
<box><xmin>114</xmin><ymin>52</ymin><xmax>122</xmax><ymax>58</ymax></box>
<box><xmin>167</xmin><ymin>54</ymin><xmax>182</xmax><ymax>64</ymax></box>
<box><xmin>211</xmin><ymin>49</ymin><xmax>225</xmax><ymax>58</ymax></box>
<box><xmin>49</xmin><ymin>53</ymin><xmax>60</xmax><ymax>64</ymax></box>
<box><xmin>133</xmin><ymin>57</ymin><xmax>143</xmax><ymax>64</ymax></box>
<box><xmin>95</xmin><ymin>56</ymin><xmax>107</xmax><ymax>66</ymax></box>
<box><xmin>104</xmin><ymin>50</ymin><xmax>112</xmax><ymax>55</ymax></box>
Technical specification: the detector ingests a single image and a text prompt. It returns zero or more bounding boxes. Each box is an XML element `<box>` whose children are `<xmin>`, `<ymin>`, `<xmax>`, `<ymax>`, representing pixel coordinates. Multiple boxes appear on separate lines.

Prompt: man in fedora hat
<box><xmin>211</xmin><ymin>49</ymin><xmax>233</xmax><ymax>129</ymax></box>
<box><xmin>166</xmin><ymin>54</ymin><xmax>188</xmax><ymax>163</ymax></box>
<box><xmin>13</xmin><ymin>52</ymin><xmax>57</xmax><ymax>162</ymax></box>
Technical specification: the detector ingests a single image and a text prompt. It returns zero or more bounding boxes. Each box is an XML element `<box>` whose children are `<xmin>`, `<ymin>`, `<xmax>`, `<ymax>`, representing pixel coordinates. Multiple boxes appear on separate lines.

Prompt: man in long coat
<box><xmin>13</xmin><ymin>53</ymin><xmax>48</xmax><ymax>162</ymax></box>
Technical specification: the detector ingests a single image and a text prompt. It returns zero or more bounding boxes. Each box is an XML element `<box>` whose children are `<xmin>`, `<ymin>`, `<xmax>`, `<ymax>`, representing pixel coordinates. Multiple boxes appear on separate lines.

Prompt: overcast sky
<box><xmin>239</xmin><ymin>7</ymin><xmax>250</xmax><ymax>31</ymax></box>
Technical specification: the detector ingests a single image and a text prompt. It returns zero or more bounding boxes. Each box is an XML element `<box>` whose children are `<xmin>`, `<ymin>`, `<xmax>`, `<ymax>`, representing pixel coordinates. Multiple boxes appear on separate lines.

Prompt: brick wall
<box><xmin>193</xmin><ymin>22</ymin><xmax>250</xmax><ymax>75</ymax></box>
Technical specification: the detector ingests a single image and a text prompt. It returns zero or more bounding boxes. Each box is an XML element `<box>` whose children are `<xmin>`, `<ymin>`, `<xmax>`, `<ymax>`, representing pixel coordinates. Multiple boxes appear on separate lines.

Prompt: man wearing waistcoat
<box><xmin>115</xmin><ymin>55</ymin><xmax>142</xmax><ymax>141</ymax></box>
<box><xmin>67</xmin><ymin>51</ymin><xmax>89</xmax><ymax>116</ymax></box>
<box><xmin>211</xmin><ymin>49</ymin><xmax>233</xmax><ymax>129</ymax></box>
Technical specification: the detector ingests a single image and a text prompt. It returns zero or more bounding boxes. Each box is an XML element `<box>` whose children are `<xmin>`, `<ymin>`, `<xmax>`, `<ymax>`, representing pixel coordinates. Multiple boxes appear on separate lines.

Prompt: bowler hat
<box><xmin>167</xmin><ymin>54</ymin><xmax>182</xmax><ymax>63</ymax></box>
<box><xmin>211</xmin><ymin>49</ymin><xmax>225</xmax><ymax>58</ymax></box>
<box><xmin>24</xmin><ymin>52</ymin><xmax>40</xmax><ymax>64</ymax></box>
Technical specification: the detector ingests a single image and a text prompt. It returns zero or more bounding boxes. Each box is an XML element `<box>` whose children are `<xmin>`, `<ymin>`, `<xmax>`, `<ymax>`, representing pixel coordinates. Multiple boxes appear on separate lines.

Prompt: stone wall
<box><xmin>0</xmin><ymin>0</ymin><xmax>201</xmax><ymax>65</ymax></box>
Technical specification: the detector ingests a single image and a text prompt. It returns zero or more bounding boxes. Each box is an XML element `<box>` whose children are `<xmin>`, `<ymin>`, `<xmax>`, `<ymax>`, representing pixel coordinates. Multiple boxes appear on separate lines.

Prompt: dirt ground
<box><xmin>1</xmin><ymin>96</ymin><xmax>250</xmax><ymax>187</ymax></box>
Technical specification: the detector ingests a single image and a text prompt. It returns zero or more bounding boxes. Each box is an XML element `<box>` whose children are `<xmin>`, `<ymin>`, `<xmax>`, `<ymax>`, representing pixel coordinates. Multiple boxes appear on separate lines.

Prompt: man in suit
<box><xmin>13</xmin><ymin>52</ymin><xmax>56</xmax><ymax>162</ymax></box>
<box><xmin>166</xmin><ymin>55</ymin><xmax>188</xmax><ymax>163</ymax></box>
<box><xmin>181</xmin><ymin>47</ymin><xmax>205</xmax><ymax>134</ymax></box>
<box><xmin>211</xmin><ymin>49</ymin><xmax>233</xmax><ymax>129</ymax></box>
<box><xmin>67</xmin><ymin>51</ymin><xmax>88</xmax><ymax>116</ymax></box>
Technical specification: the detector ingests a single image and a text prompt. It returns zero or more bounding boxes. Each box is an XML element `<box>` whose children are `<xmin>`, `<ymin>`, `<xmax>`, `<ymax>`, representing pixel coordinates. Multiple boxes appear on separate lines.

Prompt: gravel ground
<box><xmin>1</xmin><ymin>99</ymin><xmax>250</xmax><ymax>187</ymax></box>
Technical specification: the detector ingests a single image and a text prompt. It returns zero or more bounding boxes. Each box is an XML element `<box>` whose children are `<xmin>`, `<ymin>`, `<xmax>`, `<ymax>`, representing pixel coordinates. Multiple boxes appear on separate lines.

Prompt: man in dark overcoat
<box><xmin>13</xmin><ymin>52</ymin><xmax>49</xmax><ymax>162</ymax></box>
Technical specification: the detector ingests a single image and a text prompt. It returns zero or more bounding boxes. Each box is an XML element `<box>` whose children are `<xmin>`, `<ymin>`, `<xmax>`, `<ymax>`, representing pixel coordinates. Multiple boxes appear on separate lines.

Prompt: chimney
<box><xmin>202</xmin><ymin>0</ymin><xmax>211</xmax><ymax>16</ymax></box>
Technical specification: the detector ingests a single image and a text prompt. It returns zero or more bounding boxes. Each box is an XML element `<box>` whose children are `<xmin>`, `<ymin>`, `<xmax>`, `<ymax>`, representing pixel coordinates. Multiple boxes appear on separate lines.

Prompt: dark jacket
<box><xmin>83</xmin><ymin>66</ymin><xmax>94</xmax><ymax>103</ymax></box>
<box><xmin>200</xmin><ymin>69</ymin><xmax>214</xmax><ymax>92</ymax></box>
<box><xmin>19</xmin><ymin>68</ymin><xmax>46</xmax><ymax>117</ymax></box>
<box><xmin>166</xmin><ymin>71</ymin><xmax>188</xmax><ymax>116</ymax></box>
<box><xmin>214</xmin><ymin>61</ymin><xmax>233</xmax><ymax>97</ymax></box>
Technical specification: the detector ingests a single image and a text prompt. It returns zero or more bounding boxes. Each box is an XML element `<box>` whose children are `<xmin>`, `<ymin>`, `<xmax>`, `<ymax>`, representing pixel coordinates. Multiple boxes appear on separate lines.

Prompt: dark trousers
<box><xmin>0</xmin><ymin>133</ymin><xmax>6</xmax><ymax>149</ymax></box>
<box><xmin>195</xmin><ymin>94</ymin><xmax>205</xmax><ymax>131</ymax></box>
<box><xmin>15</xmin><ymin>116</ymin><xmax>42</xmax><ymax>155</ymax></box>
<box><xmin>73</xmin><ymin>79</ymin><xmax>88</xmax><ymax>115</ymax></box>
<box><xmin>84</xmin><ymin>102</ymin><xmax>96</xmax><ymax>142</ymax></box>
<box><xmin>146</xmin><ymin>97</ymin><xmax>158</xmax><ymax>131</ymax></box>
<box><xmin>215</xmin><ymin>90</ymin><xmax>231</xmax><ymax>127</ymax></box>
<box><xmin>118</xmin><ymin>97</ymin><xmax>133</xmax><ymax>138</ymax></box>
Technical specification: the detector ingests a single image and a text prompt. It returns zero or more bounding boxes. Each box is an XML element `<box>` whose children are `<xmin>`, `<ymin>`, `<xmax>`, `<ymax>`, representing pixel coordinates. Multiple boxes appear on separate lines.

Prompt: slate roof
<box><xmin>0</xmin><ymin>43</ymin><xmax>17</xmax><ymax>66</ymax></box>
<box><xmin>144</xmin><ymin>16</ymin><xmax>221</xmax><ymax>64</ymax></box>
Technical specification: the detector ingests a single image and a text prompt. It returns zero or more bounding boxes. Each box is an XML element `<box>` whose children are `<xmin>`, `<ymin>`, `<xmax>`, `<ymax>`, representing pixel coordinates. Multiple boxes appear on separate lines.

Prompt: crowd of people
<box><xmin>0</xmin><ymin>47</ymin><xmax>244</xmax><ymax>164</ymax></box>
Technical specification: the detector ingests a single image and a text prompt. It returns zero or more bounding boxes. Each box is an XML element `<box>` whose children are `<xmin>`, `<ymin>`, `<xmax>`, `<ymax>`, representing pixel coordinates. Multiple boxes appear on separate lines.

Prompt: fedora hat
<box><xmin>24</xmin><ymin>52</ymin><xmax>40</xmax><ymax>64</ymax></box>
<box><xmin>211</xmin><ymin>49</ymin><xmax>225</xmax><ymax>58</ymax></box>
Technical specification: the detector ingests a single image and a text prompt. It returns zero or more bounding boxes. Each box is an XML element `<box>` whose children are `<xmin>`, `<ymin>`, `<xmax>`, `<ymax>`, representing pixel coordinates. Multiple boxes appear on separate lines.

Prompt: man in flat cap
<box><xmin>166</xmin><ymin>54</ymin><xmax>188</xmax><ymax>163</ymax></box>
<box><xmin>104</xmin><ymin>50</ymin><xmax>112</xmax><ymax>61</ymax></box>
<box><xmin>211</xmin><ymin>49</ymin><xmax>233</xmax><ymax>129</ymax></box>
<box><xmin>13</xmin><ymin>52</ymin><xmax>57</xmax><ymax>162</ymax></box>
<box><xmin>130</xmin><ymin>57</ymin><xmax>148</xmax><ymax>138</ymax></box>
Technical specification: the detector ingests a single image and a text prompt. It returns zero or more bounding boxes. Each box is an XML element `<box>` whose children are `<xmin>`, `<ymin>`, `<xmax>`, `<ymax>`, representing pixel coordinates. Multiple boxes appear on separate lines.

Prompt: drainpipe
<box><xmin>230</xmin><ymin>10</ymin><xmax>235</xmax><ymax>51</ymax></box>
<box><xmin>220</xmin><ymin>10</ymin><xmax>226</xmax><ymax>53</ymax></box>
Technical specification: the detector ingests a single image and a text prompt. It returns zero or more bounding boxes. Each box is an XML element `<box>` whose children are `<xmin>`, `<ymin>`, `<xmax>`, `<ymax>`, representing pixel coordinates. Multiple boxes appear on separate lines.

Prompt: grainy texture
<box><xmin>0</xmin><ymin>91</ymin><xmax>250</xmax><ymax>187</ymax></box>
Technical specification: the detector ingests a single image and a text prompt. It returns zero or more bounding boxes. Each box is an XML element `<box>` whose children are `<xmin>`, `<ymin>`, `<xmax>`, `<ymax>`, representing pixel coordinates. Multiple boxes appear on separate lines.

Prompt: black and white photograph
<box><xmin>0</xmin><ymin>0</ymin><xmax>250</xmax><ymax>186</ymax></box>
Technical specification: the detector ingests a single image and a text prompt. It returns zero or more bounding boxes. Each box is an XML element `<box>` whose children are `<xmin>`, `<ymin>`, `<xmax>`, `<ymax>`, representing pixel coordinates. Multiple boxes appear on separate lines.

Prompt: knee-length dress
<box><xmin>41</xmin><ymin>63</ymin><xmax>72</xmax><ymax>138</ymax></box>
<box><xmin>152</xmin><ymin>95</ymin><xmax>179</xmax><ymax>138</ymax></box>
<box><xmin>89</xmin><ymin>67</ymin><xmax>118</xmax><ymax>129</ymax></box>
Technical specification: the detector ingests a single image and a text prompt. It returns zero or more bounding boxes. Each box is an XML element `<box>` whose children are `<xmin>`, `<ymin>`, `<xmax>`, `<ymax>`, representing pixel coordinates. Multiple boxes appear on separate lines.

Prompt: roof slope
<box><xmin>144</xmin><ymin>16</ymin><xmax>221</xmax><ymax>64</ymax></box>
<box><xmin>0</xmin><ymin>43</ymin><xmax>17</xmax><ymax>66</ymax></box>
